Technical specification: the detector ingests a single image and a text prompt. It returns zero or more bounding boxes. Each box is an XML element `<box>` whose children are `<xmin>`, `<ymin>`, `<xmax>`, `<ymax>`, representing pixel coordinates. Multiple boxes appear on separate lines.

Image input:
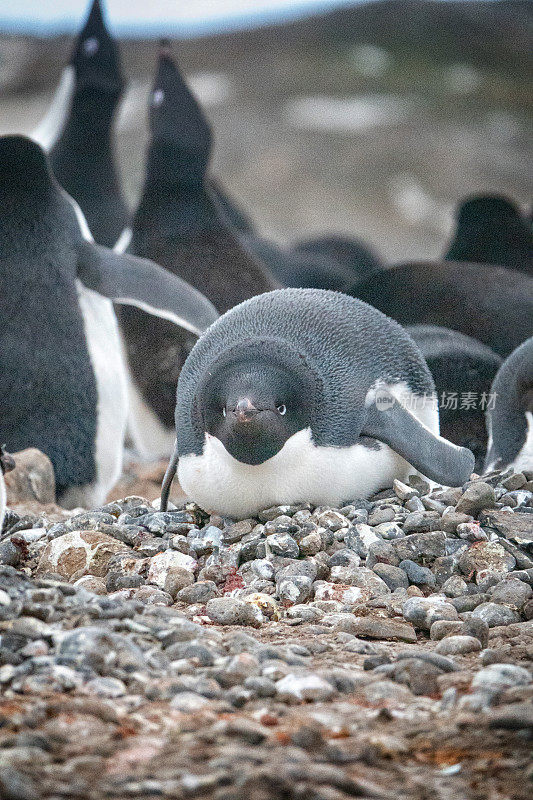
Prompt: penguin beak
<box><xmin>233</xmin><ymin>398</ymin><xmax>258</xmax><ymax>423</ymax></box>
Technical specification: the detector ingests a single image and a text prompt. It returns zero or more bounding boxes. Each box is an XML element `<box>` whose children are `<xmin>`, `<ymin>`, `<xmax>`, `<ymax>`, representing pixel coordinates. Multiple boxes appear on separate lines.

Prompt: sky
<box><xmin>0</xmin><ymin>0</ymin><xmax>487</xmax><ymax>37</ymax></box>
<box><xmin>0</xmin><ymin>0</ymin><xmax>364</xmax><ymax>36</ymax></box>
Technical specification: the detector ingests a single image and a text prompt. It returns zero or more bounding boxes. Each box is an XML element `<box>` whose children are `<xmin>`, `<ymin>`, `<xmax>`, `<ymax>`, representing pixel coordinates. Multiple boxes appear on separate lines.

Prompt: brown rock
<box><xmin>4</xmin><ymin>447</ymin><xmax>55</xmax><ymax>505</ymax></box>
<box><xmin>479</xmin><ymin>510</ymin><xmax>533</xmax><ymax>546</ymax></box>
<box><xmin>37</xmin><ymin>530</ymin><xmax>127</xmax><ymax>579</ymax></box>
<box><xmin>336</xmin><ymin>616</ymin><xmax>417</xmax><ymax>643</ymax></box>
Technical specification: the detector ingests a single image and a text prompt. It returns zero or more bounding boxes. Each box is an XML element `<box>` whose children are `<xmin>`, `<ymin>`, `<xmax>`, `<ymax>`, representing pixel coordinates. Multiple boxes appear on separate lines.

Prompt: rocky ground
<box><xmin>1</xmin><ymin>450</ymin><xmax>532</xmax><ymax>799</ymax></box>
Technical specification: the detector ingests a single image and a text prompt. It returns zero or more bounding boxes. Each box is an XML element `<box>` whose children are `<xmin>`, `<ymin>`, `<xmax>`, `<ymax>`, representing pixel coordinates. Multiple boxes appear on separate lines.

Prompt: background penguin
<box><xmin>406</xmin><ymin>325</ymin><xmax>502</xmax><ymax>470</ymax></box>
<box><xmin>351</xmin><ymin>261</ymin><xmax>533</xmax><ymax>358</ymax></box>
<box><xmin>239</xmin><ymin>234</ymin><xmax>360</xmax><ymax>292</ymax></box>
<box><xmin>0</xmin><ymin>135</ymin><xmax>218</xmax><ymax>509</ymax></box>
<box><xmin>293</xmin><ymin>234</ymin><xmax>384</xmax><ymax>283</ymax></box>
<box><xmin>33</xmin><ymin>0</ymin><xmax>129</xmax><ymax>247</ymax></box>
<box><xmin>161</xmin><ymin>288</ymin><xmax>474</xmax><ymax>519</ymax></box>
<box><xmin>118</xmin><ymin>43</ymin><xmax>279</xmax><ymax>460</ymax></box>
<box><xmin>0</xmin><ymin>446</ymin><xmax>15</xmax><ymax>533</ymax></box>
<box><xmin>210</xmin><ymin>178</ymin><xmax>256</xmax><ymax>235</ymax></box>
<box><xmin>484</xmin><ymin>336</ymin><xmax>533</xmax><ymax>473</ymax></box>
<box><xmin>444</xmin><ymin>194</ymin><xmax>533</xmax><ymax>275</ymax></box>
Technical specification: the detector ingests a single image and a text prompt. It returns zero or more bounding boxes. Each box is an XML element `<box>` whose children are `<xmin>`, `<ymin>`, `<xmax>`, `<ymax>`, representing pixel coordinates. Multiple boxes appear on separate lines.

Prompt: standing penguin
<box><xmin>444</xmin><ymin>194</ymin><xmax>533</xmax><ymax>275</ymax></box>
<box><xmin>118</xmin><ymin>43</ymin><xmax>278</xmax><ymax>459</ymax></box>
<box><xmin>0</xmin><ymin>136</ymin><xmax>218</xmax><ymax>509</ymax></box>
<box><xmin>0</xmin><ymin>446</ymin><xmax>15</xmax><ymax>533</ymax></box>
<box><xmin>406</xmin><ymin>325</ymin><xmax>502</xmax><ymax>469</ymax></box>
<box><xmin>484</xmin><ymin>337</ymin><xmax>533</xmax><ymax>473</ymax></box>
<box><xmin>33</xmin><ymin>0</ymin><xmax>128</xmax><ymax>247</ymax></box>
<box><xmin>352</xmin><ymin>261</ymin><xmax>533</xmax><ymax>358</ymax></box>
<box><xmin>161</xmin><ymin>289</ymin><xmax>474</xmax><ymax>519</ymax></box>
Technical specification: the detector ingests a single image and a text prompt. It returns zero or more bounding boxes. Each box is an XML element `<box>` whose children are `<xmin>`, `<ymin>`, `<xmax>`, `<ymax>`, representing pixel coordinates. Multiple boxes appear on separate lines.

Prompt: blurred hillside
<box><xmin>0</xmin><ymin>0</ymin><xmax>531</xmax><ymax>261</ymax></box>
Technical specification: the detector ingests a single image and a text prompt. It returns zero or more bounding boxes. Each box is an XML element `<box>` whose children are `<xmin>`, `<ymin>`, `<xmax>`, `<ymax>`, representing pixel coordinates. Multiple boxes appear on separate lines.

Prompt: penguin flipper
<box><xmin>76</xmin><ymin>241</ymin><xmax>219</xmax><ymax>336</ymax></box>
<box><xmin>362</xmin><ymin>392</ymin><xmax>474</xmax><ymax>487</ymax></box>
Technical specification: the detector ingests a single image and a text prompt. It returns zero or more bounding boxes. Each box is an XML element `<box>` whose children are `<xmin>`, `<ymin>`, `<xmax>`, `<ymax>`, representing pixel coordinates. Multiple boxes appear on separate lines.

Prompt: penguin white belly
<box><xmin>0</xmin><ymin>471</ymin><xmax>6</xmax><ymax>533</ymax></box>
<box><xmin>179</xmin><ymin>388</ymin><xmax>440</xmax><ymax>519</ymax></box>
<box><xmin>510</xmin><ymin>411</ymin><xmax>533</xmax><ymax>472</ymax></box>
<box><xmin>126</xmin><ymin>374</ymin><xmax>176</xmax><ymax>460</ymax></box>
<box><xmin>60</xmin><ymin>282</ymin><xmax>129</xmax><ymax>509</ymax></box>
<box><xmin>179</xmin><ymin>428</ymin><xmax>408</xmax><ymax>519</ymax></box>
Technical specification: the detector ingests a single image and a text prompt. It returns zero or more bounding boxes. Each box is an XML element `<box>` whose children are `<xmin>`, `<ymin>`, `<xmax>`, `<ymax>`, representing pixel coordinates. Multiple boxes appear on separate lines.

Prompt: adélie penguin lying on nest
<box><xmin>161</xmin><ymin>289</ymin><xmax>475</xmax><ymax>519</ymax></box>
<box><xmin>0</xmin><ymin>136</ymin><xmax>217</xmax><ymax>508</ymax></box>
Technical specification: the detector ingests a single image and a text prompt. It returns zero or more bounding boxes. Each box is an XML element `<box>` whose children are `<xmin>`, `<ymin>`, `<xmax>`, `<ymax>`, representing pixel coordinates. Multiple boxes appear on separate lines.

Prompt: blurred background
<box><xmin>0</xmin><ymin>0</ymin><xmax>531</xmax><ymax>261</ymax></box>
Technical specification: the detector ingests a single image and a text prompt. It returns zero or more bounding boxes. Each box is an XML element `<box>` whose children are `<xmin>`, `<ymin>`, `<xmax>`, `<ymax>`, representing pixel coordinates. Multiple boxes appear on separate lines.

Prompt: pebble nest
<box><xmin>1</xmin><ymin>467</ymin><xmax>532</xmax><ymax>799</ymax></box>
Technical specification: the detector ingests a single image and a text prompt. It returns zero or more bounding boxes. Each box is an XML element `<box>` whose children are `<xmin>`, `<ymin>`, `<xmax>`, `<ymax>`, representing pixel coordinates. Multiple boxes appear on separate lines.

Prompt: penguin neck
<box><xmin>131</xmin><ymin>174</ymin><xmax>278</xmax><ymax>313</ymax></box>
<box><xmin>134</xmin><ymin>177</ymin><xmax>223</xmax><ymax>238</ymax></box>
<box><xmin>50</xmin><ymin>91</ymin><xmax>121</xmax><ymax>197</ymax></box>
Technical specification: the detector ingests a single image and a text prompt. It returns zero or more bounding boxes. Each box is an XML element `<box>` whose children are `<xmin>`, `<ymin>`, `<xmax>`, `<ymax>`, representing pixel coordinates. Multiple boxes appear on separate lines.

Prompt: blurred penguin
<box><xmin>444</xmin><ymin>194</ymin><xmax>532</xmax><ymax>275</ymax></box>
<box><xmin>407</xmin><ymin>325</ymin><xmax>502</xmax><ymax>470</ymax></box>
<box><xmin>352</xmin><ymin>261</ymin><xmax>533</xmax><ymax>359</ymax></box>
<box><xmin>118</xmin><ymin>43</ymin><xmax>278</xmax><ymax>459</ymax></box>
<box><xmin>485</xmin><ymin>337</ymin><xmax>533</xmax><ymax>473</ymax></box>
<box><xmin>33</xmin><ymin>0</ymin><xmax>128</xmax><ymax>246</ymax></box>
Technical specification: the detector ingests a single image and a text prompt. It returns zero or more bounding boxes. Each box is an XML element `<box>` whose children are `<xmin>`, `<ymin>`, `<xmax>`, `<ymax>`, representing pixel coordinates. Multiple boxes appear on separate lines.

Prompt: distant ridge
<box><xmin>0</xmin><ymin>0</ymin><xmax>530</xmax><ymax>92</ymax></box>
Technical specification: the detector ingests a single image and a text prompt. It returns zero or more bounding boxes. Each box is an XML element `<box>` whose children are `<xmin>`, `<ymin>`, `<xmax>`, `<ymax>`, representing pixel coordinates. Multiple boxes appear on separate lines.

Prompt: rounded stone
<box><xmin>489</xmin><ymin>578</ymin><xmax>532</xmax><ymax>609</ymax></box>
<box><xmin>37</xmin><ymin>531</ymin><xmax>127</xmax><ymax>579</ymax></box>
<box><xmin>275</xmin><ymin>673</ymin><xmax>335</xmax><ymax>703</ymax></box>
<box><xmin>429</xmin><ymin>620</ymin><xmax>464</xmax><ymax>641</ymax></box>
<box><xmin>455</xmin><ymin>482</ymin><xmax>496</xmax><ymax>515</ymax></box>
<box><xmin>402</xmin><ymin>596</ymin><xmax>459</xmax><ymax>630</ymax></box>
<box><xmin>72</xmin><ymin>576</ymin><xmax>107</xmax><ymax>595</ymax></box>
<box><xmin>471</xmin><ymin>602</ymin><xmax>521</xmax><ymax>627</ymax></box>
<box><xmin>372</xmin><ymin>563</ymin><xmax>409</xmax><ymax>591</ymax></box>
<box><xmin>435</xmin><ymin>635</ymin><xmax>482</xmax><ymax>655</ymax></box>
<box><xmin>164</xmin><ymin>566</ymin><xmax>195</xmax><ymax>598</ymax></box>
<box><xmin>175</xmin><ymin>581</ymin><xmax>218</xmax><ymax>605</ymax></box>
<box><xmin>399</xmin><ymin>559</ymin><xmax>436</xmax><ymax>588</ymax></box>
<box><xmin>206</xmin><ymin>597</ymin><xmax>261</xmax><ymax>627</ymax></box>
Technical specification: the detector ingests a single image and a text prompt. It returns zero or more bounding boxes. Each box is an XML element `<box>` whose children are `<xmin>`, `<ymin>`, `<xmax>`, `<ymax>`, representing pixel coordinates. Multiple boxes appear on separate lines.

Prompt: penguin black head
<box><xmin>445</xmin><ymin>193</ymin><xmax>533</xmax><ymax>271</ymax></box>
<box><xmin>70</xmin><ymin>0</ymin><xmax>123</xmax><ymax>95</ymax></box>
<box><xmin>456</xmin><ymin>195</ymin><xmax>520</xmax><ymax>227</ymax></box>
<box><xmin>0</xmin><ymin>135</ymin><xmax>54</xmax><ymax>193</ymax></box>
<box><xmin>197</xmin><ymin>345</ymin><xmax>316</xmax><ymax>465</ymax></box>
<box><xmin>146</xmin><ymin>41</ymin><xmax>212</xmax><ymax>185</ymax></box>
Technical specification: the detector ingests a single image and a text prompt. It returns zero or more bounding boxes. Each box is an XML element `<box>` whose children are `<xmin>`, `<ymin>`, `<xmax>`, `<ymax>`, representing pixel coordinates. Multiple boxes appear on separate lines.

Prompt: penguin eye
<box><xmin>83</xmin><ymin>37</ymin><xmax>99</xmax><ymax>56</ymax></box>
<box><xmin>222</xmin><ymin>407</ymin><xmax>227</xmax><ymax>418</ymax></box>
<box><xmin>277</xmin><ymin>404</ymin><xmax>287</xmax><ymax>416</ymax></box>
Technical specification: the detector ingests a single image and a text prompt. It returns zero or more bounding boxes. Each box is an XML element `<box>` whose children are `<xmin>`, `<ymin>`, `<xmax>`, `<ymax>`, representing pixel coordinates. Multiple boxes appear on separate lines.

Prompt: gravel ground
<box><xmin>1</xmin><ymin>454</ymin><xmax>532</xmax><ymax>800</ymax></box>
